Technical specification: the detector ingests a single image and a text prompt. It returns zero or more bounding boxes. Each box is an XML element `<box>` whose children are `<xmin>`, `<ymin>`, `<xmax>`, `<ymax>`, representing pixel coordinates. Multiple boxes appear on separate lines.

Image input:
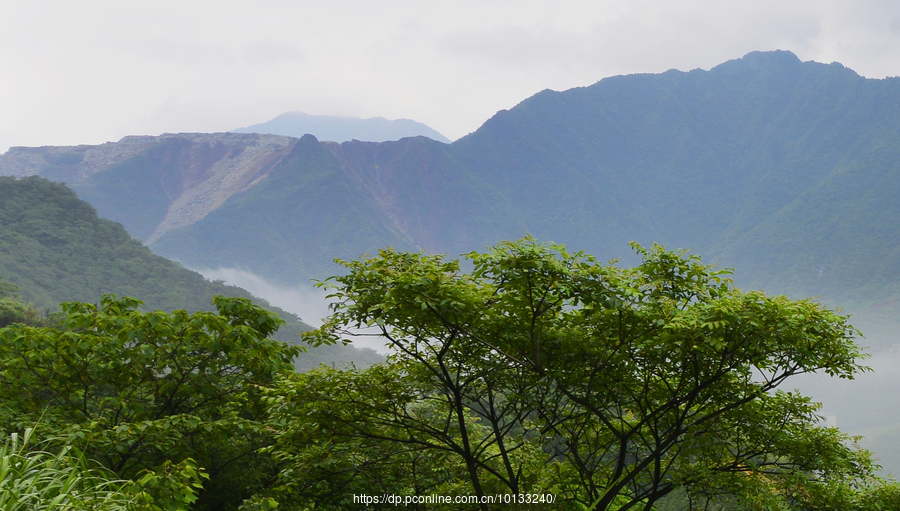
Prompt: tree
<box><xmin>0</xmin><ymin>272</ymin><xmax>48</xmax><ymax>328</ymax></box>
<box><xmin>0</xmin><ymin>272</ymin><xmax>21</xmax><ymax>299</ymax></box>
<box><xmin>0</xmin><ymin>294</ymin><xmax>302</xmax><ymax>510</ymax></box>
<box><xmin>266</xmin><ymin>360</ymin><xmax>549</xmax><ymax>510</ymax></box>
<box><xmin>290</xmin><ymin>237</ymin><xmax>889</xmax><ymax>509</ymax></box>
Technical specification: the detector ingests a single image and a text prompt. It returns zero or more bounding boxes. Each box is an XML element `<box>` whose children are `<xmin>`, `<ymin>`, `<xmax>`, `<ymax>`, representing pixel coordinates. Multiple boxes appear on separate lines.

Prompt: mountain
<box><xmin>10</xmin><ymin>49</ymin><xmax>900</xmax><ymax>473</ymax></box>
<box><xmin>446</xmin><ymin>50</ymin><xmax>900</xmax><ymax>306</ymax></box>
<box><xmin>150</xmin><ymin>134</ymin><xmax>518</xmax><ymax>283</ymax></box>
<box><xmin>8</xmin><ymin>50</ymin><xmax>900</xmax><ymax>472</ymax></box>
<box><xmin>232</xmin><ymin>111</ymin><xmax>452</xmax><ymax>143</ymax></box>
<box><xmin>0</xmin><ymin>133</ymin><xmax>299</xmax><ymax>244</ymax></box>
<box><xmin>0</xmin><ymin>175</ymin><xmax>381</xmax><ymax>371</ymax></box>
<box><xmin>4</xmin><ymin>50</ymin><xmax>900</xmax><ymax>319</ymax></box>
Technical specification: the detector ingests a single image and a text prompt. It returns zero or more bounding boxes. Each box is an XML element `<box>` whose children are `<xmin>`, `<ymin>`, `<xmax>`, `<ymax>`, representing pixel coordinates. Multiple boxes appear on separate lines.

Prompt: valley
<box><xmin>3</xmin><ymin>49</ymin><xmax>900</xmax><ymax>505</ymax></box>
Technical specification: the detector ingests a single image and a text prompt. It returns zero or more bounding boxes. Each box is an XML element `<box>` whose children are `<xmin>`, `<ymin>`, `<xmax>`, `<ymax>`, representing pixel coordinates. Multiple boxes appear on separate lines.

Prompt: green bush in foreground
<box><xmin>275</xmin><ymin>237</ymin><xmax>900</xmax><ymax>510</ymax></box>
<box><xmin>0</xmin><ymin>427</ymin><xmax>132</xmax><ymax>511</ymax></box>
<box><xmin>3</xmin><ymin>239</ymin><xmax>900</xmax><ymax>510</ymax></box>
<box><xmin>0</xmin><ymin>295</ymin><xmax>301</xmax><ymax>510</ymax></box>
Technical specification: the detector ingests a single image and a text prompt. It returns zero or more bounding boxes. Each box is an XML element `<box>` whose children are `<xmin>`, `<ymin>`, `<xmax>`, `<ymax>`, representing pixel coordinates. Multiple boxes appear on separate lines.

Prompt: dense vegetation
<box><xmin>1</xmin><ymin>426</ymin><xmax>134</xmax><ymax>510</ymax></box>
<box><xmin>1</xmin><ymin>239</ymin><xmax>897</xmax><ymax>510</ymax></box>
<box><xmin>0</xmin><ymin>294</ymin><xmax>295</xmax><ymax>510</ymax></box>
<box><xmin>6</xmin><ymin>49</ymin><xmax>900</xmax><ymax>497</ymax></box>
<box><xmin>0</xmin><ymin>176</ymin><xmax>381</xmax><ymax>370</ymax></box>
<box><xmin>0</xmin><ymin>175</ymin><xmax>240</xmax><ymax>312</ymax></box>
<box><xmin>290</xmin><ymin>238</ymin><xmax>897</xmax><ymax>510</ymax></box>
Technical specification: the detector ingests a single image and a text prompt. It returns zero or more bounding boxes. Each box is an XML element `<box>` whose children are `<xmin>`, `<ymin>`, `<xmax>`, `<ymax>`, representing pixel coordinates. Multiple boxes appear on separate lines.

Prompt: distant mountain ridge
<box><xmin>11</xmin><ymin>53</ymin><xmax>900</xmax><ymax>477</ymax></box>
<box><xmin>0</xmin><ymin>175</ymin><xmax>382</xmax><ymax>370</ymax></box>
<box><xmin>0</xmin><ymin>133</ymin><xmax>296</xmax><ymax>243</ymax></box>
<box><xmin>232</xmin><ymin>111</ymin><xmax>452</xmax><ymax>143</ymax></box>
<box><xmin>5</xmin><ymin>50</ymin><xmax>900</xmax><ymax>318</ymax></box>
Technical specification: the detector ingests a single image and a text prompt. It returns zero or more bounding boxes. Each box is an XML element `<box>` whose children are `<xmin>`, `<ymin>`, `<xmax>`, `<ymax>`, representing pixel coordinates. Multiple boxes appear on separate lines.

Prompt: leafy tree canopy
<box><xmin>0</xmin><ymin>294</ymin><xmax>301</xmax><ymax>510</ymax></box>
<box><xmin>269</xmin><ymin>238</ymin><xmax>899</xmax><ymax>510</ymax></box>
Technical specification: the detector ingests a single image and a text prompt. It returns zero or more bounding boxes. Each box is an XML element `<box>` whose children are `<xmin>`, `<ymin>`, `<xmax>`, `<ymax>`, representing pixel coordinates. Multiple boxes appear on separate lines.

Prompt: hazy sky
<box><xmin>3</xmin><ymin>0</ymin><xmax>900</xmax><ymax>152</ymax></box>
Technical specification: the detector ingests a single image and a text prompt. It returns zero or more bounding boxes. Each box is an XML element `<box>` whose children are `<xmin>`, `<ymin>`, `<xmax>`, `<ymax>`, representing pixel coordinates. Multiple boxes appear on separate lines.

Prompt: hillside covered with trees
<box><xmin>1</xmin><ymin>239</ymin><xmax>898</xmax><ymax>510</ymax></box>
<box><xmin>5</xmin><ymin>51</ymin><xmax>900</xmax><ymax>318</ymax></box>
<box><xmin>5</xmin><ymin>50</ymin><xmax>900</xmax><ymax>507</ymax></box>
<box><xmin>0</xmin><ymin>176</ymin><xmax>381</xmax><ymax>370</ymax></box>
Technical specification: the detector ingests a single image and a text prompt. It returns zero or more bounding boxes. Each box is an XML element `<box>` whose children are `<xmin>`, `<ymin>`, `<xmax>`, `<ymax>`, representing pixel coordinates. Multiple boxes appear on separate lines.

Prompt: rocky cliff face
<box><xmin>1</xmin><ymin>136</ymin><xmax>156</xmax><ymax>180</ymax></box>
<box><xmin>0</xmin><ymin>131</ymin><xmax>476</xmax><ymax>283</ymax></box>
<box><xmin>0</xmin><ymin>133</ymin><xmax>299</xmax><ymax>243</ymax></box>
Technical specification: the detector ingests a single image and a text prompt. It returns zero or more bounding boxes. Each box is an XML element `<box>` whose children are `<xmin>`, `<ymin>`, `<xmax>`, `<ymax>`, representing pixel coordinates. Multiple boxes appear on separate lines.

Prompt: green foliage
<box><xmin>0</xmin><ymin>295</ymin><xmax>302</xmax><ymax>510</ymax></box>
<box><xmin>0</xmin><ymin>426</ymin><xmax>133</xmax><ymax>511</ymax></box>
<box><xmin>0</xmin><ymin>273</ymin><xmax>57</xmax><ymax>328</ymax></box>
<box><xmin>0</xmin><ymin>175</ymin><xmax>276</xmax><ymax>314</ymax></box>
<box><xmin>266</xmin><ymin>364</ymin><xmax>537</xmax><ymax>510</ymax></box>
<box><xmin>0</xmin><ymin>273</ymin><xmax>21</xmax><ymax>299</ymax></box>
<box><xmin>284</xmin><ymin>238</ymin><xmax>887</xmax><ymax>509</ymax></box>
<box><xmin>0</xmin><ymin>175</ymin><xmax>381</xmax><ymax>370</ymax></box>
<box><xmin>125</xmin><ymin>458</ymin><xmax>208</xmax><ymax>511</ymax></box>
<box><xmin>0</xmin><ymin>298</ymin><xmax>34</xmax><ymax>327</ymax></box>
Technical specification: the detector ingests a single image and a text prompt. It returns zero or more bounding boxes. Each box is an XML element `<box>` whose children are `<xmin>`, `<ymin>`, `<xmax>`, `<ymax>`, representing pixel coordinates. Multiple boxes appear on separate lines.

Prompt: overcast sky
<box><xmin>3</xmin><ymin>0</ymin><xmax>900</xmax><ymax>153</ymax></box>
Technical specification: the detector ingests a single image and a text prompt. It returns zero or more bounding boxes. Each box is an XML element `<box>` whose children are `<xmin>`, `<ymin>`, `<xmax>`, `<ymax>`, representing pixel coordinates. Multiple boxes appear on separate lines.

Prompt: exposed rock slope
<box><xmin>1</xmin><ymin>133</ymin><xmax>296</xmax><ymax>242</ymax></box>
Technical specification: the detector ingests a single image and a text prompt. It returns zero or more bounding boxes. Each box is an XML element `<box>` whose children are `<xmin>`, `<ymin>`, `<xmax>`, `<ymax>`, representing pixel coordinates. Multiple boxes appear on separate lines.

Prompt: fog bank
<box><xmin>197</xmin><ymin>267</ymin><xmax>390</xmax><ymax>354</ymax></box>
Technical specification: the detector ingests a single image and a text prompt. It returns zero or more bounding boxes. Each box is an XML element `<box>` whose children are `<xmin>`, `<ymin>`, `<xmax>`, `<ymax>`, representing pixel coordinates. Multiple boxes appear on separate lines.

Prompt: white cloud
<box><xmin>197</xmin><ymin>267</ymin><xmax>391</xmax><ymax>354</ymax></box>
<box><xmin>197</xmin><ymin>266</ymin><xmax>332</xmax><ymax>326</ymax></box>
<box><xmin>3</xmin><ymin>0</ymin><xmax>900</xmax><ymax>152</ymax></box>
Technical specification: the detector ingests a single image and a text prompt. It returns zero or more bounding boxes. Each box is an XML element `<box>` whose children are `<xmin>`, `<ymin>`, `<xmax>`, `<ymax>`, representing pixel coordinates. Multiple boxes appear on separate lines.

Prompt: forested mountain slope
<box><xmin>0</xmin><ymin>176</ymin><xmax>381</xmax><ymax>370</ymax></box>
<box><xmin>448</xmin><ymin>50</ymin><xmax>900</xmax><ymax>302</ymax></box>
<box><xmin>4</xmin><ymin>50</ymin><xmax>900</xmax><ymax>315</ymax></box>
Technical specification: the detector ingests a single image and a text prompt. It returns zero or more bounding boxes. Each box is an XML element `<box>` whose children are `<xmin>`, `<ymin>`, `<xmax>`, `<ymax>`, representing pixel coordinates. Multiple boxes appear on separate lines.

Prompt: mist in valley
<box><xmin>790</xmin><ymin>321</ymin><xmax>900</xmax><ymax>478</ymax></box>
<box><xmin>198</xmin><ymin>267</ymin><xmax>391</xmax><ymax>355</ymax></box>
<box><xmin>198</xmin><ymin>265</ymin><xmax>900</xmax><ymax>476</ymax></box>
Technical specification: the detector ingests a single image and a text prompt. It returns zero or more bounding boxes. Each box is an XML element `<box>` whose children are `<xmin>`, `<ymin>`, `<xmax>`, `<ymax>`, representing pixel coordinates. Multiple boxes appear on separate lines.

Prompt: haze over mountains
<box><xmin>232</xmin><ymin>111</ymin><xmax>452</xmax><ymax>143</ymax></box>
<box><xmin>0</xmin><ymin>176</ymin><xmax>382</xmax><ymax>371</ymax></box>
<box><xmin>4</xmin><ymin>48</ymin><xmax>900</xmax><ymax>473</ymax></box>
<box><xmin>5</xmin><ymin>51</ymin><xmax>900</xmax><ymax>315</ymax></box>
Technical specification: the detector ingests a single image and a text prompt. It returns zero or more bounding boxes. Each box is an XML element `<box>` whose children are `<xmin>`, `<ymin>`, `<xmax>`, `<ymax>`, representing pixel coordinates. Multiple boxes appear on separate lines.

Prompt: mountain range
<box><xmin>4</xmin><ymin>48</ymin><xmax>900</xmax><ymax>474</ymax></box>
<box><xmin>3</xmin><ymin>50</ymin><xmax>900</xmax><ymax>328</ymax></box>
<box><xmin>0</xmin><ymin>175</ymin><xmax>381</xmax><ymax>371</ymax></box>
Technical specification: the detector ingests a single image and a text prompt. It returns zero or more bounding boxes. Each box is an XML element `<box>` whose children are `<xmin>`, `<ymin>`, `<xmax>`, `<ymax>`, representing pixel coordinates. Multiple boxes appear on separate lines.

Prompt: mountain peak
<box><xmin>739</xmin><ymin>49</ymin><xmax>802</xmax><ymax>66</ymax></box>
<box><xmin>232</xmin><ymin>111</ymin><xmax>451</xmax><ymax>144</ymax></box>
